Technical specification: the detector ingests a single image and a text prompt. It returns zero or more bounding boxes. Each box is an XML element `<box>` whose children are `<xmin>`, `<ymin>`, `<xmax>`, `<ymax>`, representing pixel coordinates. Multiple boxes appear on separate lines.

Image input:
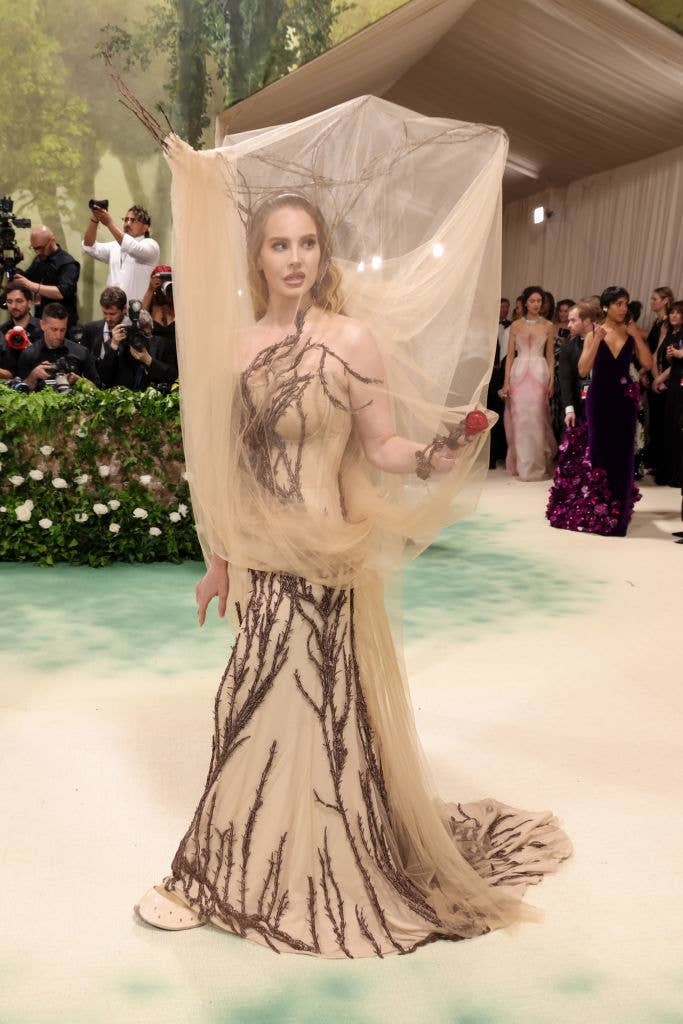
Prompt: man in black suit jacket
<box><xmin>99</xmin><ymin>308</ymin><xmax>177</xmax><ymax>390</ymax></box>
<box><xmin>80</xmin><ymin>286</ymin><xmax>129</xmax><ymax>362</ymax></box>
<box><xmin>558</xmin><ymin>302</ymin><xmax>594</xmax><ymax>428</ymax></box>
<box><xmin>18</xmin><ymin>303</ymin><xmax>101</xmax><ymax>390</ymax></box>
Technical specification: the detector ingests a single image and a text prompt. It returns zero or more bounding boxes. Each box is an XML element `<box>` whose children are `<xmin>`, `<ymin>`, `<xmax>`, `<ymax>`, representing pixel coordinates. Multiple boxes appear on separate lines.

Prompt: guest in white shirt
<box><xmin>82</xmin><ymin>203</ymin><xmax>160</xmax><ymax>302</ymax></box>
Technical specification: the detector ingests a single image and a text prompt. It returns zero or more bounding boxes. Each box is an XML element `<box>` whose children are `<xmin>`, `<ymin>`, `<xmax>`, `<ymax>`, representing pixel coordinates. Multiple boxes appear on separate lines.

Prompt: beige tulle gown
<box><xmin>133</xmin><ymin>95</ymin><xmax>572</xmax><ymax>957</ymax></box>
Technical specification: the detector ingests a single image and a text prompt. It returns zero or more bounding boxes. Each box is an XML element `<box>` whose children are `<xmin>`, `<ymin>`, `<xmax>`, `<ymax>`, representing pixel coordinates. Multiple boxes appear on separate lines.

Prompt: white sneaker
<box><xmin>135</xmin><ymin>885</ymin><xmax>206</xmax><ymax>931</ymax></box>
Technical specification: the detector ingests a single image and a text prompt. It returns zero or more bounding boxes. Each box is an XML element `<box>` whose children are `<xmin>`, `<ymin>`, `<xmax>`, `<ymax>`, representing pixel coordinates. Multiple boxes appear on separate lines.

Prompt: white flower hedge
<box><xmin>0</xmin><ymin>387</ymin><xmax>200</xmax><ymax>566</ymax></box>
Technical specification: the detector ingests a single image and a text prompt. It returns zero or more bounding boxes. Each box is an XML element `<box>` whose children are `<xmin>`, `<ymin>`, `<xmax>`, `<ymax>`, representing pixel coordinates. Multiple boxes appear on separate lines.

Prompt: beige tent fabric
<box><xmin>501</xmin><ymin>144</ymin><xmax>683</xmax><ymax>305</ymax></box>
<box><xmin>217</xmin><ymin>0</ymin><xmax>683</xmax><ymax>203</ymax></box>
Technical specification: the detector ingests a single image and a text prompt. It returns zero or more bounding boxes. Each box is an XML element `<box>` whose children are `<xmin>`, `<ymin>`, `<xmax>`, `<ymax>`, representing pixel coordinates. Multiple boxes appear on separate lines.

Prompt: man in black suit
<box><xmin>80</xmin><ymin>286</ymin><xmax>128</xmax><ymax>363</ymax></box>
<box><xmin>98</xmin><ymin>308</ymin><xmax>177</xmax><ymax>391</ymax></box>
<box><xmin>18</xmin><ymin>303</ymin><xmax>101</xmax><ymax>390</ymax></box>
<box><xmin>558</xmin><ymin>302</ymin><xmax>595</xmax><ymax>428</ymax></box>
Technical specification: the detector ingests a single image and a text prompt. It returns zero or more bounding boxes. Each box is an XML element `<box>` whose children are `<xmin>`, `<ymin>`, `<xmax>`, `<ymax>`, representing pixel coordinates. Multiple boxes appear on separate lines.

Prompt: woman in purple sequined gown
<box><xmin>547</xmin><ymin>286</ymin><xmax>652</xmax><ymax>536</ymax></box>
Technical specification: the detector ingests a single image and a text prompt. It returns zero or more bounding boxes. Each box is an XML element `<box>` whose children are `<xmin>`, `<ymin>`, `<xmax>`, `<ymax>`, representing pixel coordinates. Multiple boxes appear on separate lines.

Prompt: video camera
<box><xmin>0</xmin><ymin>196</ymin><xmax>31</xmax><ymax>280</ymax></box>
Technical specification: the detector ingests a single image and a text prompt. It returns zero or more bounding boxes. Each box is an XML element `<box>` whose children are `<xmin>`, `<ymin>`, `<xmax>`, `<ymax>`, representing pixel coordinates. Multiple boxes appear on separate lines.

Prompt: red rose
<box><xmin>464</xmin><ymin>410</ymin><xmax>489</xmax><ymax>435</ymax></box>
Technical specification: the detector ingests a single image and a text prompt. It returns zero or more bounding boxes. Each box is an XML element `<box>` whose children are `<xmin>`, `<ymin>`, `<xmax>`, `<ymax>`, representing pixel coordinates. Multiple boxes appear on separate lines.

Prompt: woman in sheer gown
<box><xmin>502</xmin><ymin>285</ymin><xmax>556</xmax><ymax>480</ymax></box>
<box><xmin>547</xmin><ymin>286</ymin><xmax>652</xmax><ymax>536</ymax></box>
<box><xmin>117</xmin><ymin>90</ymin><xmax>574</xmax><ymax>957</ymax></box>
<box><xmin>133</xmin><ymin>191</ymin><xmax>572</xmax><ymax>957</ymax></box>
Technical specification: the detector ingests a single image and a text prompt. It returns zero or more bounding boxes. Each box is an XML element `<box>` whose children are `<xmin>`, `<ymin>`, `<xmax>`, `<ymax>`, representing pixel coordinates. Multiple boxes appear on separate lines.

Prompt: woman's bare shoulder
<box><xmin>320</xmin><ymin>311</ymin><xmax>375</xmax><ymax>352</ymax></box>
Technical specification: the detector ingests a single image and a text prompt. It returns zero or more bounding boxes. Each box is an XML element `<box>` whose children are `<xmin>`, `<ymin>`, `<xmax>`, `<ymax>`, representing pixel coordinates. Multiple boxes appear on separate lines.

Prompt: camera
<box><xmin>0</xmin><ymin>196</ymin><xmax>31</xmax><ymax>279</ymax></box>
<box><xmin>4</xmin><ymin>377</ymin><xmax>30</xmax><ymax>393</ymax></box>
<box><xmin>120</xmin><ymin>299</ymin><xmax>147</xmax><ymax>353</ymax></box>
<box><xmin>4</xmin><ymin>326</ymin><xmax>31</xmax><ymax>352</ymax></box>
<box><xmin>154</xmin><ymin>271</ymin><xmax>173</xmax><ymax>305</ymax></box>
<box><xmin>557</xmin><ymin>327</ymin><xmax>570</xmax><ymax>339</ymax></box>
<box><xmin>41</xmin><ymin>355</ymin><xmax>79</xmax><ymax>394</ymax></box>
<box><xmin>88</xmin><ymin>199</ymin><xmax>109</xmax><ymax>211</ymax></box>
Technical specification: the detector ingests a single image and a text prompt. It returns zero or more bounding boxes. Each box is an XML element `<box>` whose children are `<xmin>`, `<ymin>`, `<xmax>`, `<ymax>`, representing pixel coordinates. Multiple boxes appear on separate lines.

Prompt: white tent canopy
<box><xmin>218</xmin><ymin>0</ymin><xmax>683</xmax><ymax>201</ymax></box>
<box><xmin>217</xmin><ymin>0</ymin><xmax>683</xmax><ymax>303</ymax></box>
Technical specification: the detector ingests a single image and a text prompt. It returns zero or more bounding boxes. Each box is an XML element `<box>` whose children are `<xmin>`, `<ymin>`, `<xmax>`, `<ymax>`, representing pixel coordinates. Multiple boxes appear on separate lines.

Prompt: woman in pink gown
<box><xmin>502</xmin><ymin>285</ymin><xmax>556</xmax><ymax>480</ymax></box>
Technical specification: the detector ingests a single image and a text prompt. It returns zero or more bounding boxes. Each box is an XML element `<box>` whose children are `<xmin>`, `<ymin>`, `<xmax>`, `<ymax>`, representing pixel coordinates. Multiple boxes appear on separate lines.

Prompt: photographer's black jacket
<box><xmin>17</xmin><ymin>338</ymin><xmax>101</xmax><ymax>388</ymax></box>
<box><xmin>24</xmin><ymin>247</ymin><xmax>81</xmax><ymax>328</ymax></box>
<box><xmin>98</xmin><ymin>334</ymin><xmax>178</xmax><ymax>391</ymax></box>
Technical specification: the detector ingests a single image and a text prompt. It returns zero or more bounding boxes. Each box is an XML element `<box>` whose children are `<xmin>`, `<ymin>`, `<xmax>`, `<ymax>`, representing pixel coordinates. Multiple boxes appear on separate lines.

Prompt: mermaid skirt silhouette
<box><xmin>164</xmin><ymin>570</ymin><xmax>572</xmax><ymax>958</ymax></box>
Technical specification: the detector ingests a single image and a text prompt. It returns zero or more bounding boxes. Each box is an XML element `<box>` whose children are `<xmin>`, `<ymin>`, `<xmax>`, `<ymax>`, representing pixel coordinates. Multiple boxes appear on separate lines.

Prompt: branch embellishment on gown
<box><xmin>240</xmin><ymin>309</ymin><xmax>381</xmax><ymax>504</ymax></box>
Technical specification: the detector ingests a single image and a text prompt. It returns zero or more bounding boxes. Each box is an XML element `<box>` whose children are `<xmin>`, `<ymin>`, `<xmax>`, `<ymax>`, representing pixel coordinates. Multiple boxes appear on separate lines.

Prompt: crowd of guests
<box><xmin>0</xmin><ymin>202</ymin><xmax>177</xmax><ymax>393</ymax></box>
<box><xmin>489</xmin><ymin>285</ymin><xmax>683</xmax><ymax>540</ymax></box>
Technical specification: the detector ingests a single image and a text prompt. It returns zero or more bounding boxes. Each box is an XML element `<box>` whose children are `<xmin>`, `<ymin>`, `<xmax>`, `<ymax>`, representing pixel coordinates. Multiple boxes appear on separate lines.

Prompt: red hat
<box><xmin>152</xmin><ymin>265</ymin><xmax>172</xmax><ymax>276</ymax></box>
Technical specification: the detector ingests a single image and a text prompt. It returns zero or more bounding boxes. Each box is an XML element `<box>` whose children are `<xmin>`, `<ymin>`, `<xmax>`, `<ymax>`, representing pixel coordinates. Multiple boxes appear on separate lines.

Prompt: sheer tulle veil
<box><xmin>163</xmin><ymin>96</ymin><xmax>543</xmax><ymax>933</ymax></box>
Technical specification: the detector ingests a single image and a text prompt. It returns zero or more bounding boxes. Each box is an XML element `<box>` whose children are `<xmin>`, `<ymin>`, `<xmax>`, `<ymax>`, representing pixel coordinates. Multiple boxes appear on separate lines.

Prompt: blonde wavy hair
<box><xmin>246</xmin><ymin>192</ymin><xmax>345</xmax><ymax>319</ymax></box>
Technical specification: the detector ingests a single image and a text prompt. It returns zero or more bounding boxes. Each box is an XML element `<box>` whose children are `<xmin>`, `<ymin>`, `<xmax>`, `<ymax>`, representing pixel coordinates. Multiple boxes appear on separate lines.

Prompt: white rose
<box><xmin>38</xmin><ymin>518</ymin><xmax>53</xmax><ymax>529</ymax></box>
<box><xmin>52</xmin><ymin>477</ymin><xmax>68</xmax><ymax>489</ymax></box>
<box><xmin>29</xmin><ymin>470</ymin><xmax>44</xmax><ymax>481</ymax></box>
<box><xmin>169</xmin><ymin>511</ymin><xmax>181</xmax><ymax>523</ymax></box>
<box><xmin>40</xmin><ymin>445</ymin><xmax>54</xmax><ymax>456</ymax></box>
<box><xmin>108</xmin><ymin>499</ymin><xmax>121</xmax><ymax>510</ymax></box>
<box><xmin>132</xmin><ymin>507</ymin><xmax>148</xmax><ymax>519</ymax></box>
<box><xmin>93</xmin><ymin>503</ymin><xmax>109</xmax><ymax>516</ymax></box>
<box><xmin>149</xmin><ymin>527</ymin><xmax>162</xmax><ymax>537</ymax></box>
<box><xmin>74</xmin><ymin>474</ymin><xmax>90</xmax><ymax>485</ymax></box>
<box><xmin>109</xmin><ymin>522</ymin><xmax>121</xmax><ymax>534</ymax></box>
<box><xmin>139</xmin><ymin>474</ymin><xmax>152</xmax><ymax>485</ymax></box>
<box><xmin>9</xmin><ymin>475</ymin><xmax>24</xmax><ymax>486</ymax></box>
<box><xmin>0</xmin><ymin>441</ymin><xmax>8</xmax><ymax>453</ymax></box>
<box><xmin>178</xmin><ymin>503</ymin><xmax>188</xmax><ymax>518</ymax></box>
<box><xmin>0</xmin><ymin>506</ymin><xmax>5</xmax><ymax>513</ymax></box>
<box><xmin>15</xmin><ymin>503</ymin><xmax>32</xmax><ymax>522</ymax></box>
<box><xmin>74</xmin><ymin>512</ymin><xmax>89</xmax><ymax>523</ymax></box>
<box><xmin>98</xmin><ymin>465</ymin><xmax>111</xmax><ymax>478</ymax></box>
<box><xmin>25</xmin><ymin>500</ymin><xmax>34</xmax><ymax>511</ymax></box>
<box><xmin>181</xmin><ymin>470</ymin><xmax>188</xmax><ymax>480</ymax></box>
<box><xmin>76</xmin><ymin>428</ymin><xmax>87</xmax><ymax>438</ymax></box>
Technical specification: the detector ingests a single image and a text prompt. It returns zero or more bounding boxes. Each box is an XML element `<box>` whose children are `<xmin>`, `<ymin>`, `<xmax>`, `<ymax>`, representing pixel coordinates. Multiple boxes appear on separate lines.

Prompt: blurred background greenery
<box><xmin>4</xmin><ymin>0</ymin><xmax>677</xmax><ymax>322</ymax></box>
<box><xmin>2</xmin><ymin>0</ymin><xmax>405</xmax><ymax>321</ymax></box>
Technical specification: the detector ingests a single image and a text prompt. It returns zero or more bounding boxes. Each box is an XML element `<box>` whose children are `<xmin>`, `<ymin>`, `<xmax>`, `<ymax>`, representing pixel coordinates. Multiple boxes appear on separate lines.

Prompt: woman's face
<box><xmin>606</xmin><ymin>297</ymin><xmax>629</xmax><ymax>323</ymax></box>
<box><xmin>650</xmin><ymin>291</ymin><xmax>667</xmax><ymax>314</ymax></box>
<box><xmin>670</xmin><ymin>308</ymin><xmax>682</xmax><ymax>327</ymax></box>
<box><xmin>525</xmin><ymin>291</ymin><xmax>543</xmax><ymax>317</ymax></box>
<box><xmin>556</xmin><ymin>302</ymin><xmax>571</xmax><ymax>324</ymax></box>
<box><xmin>258</xmin><ymin>206</ymin><xmax>321</xmax><ymax>307</ymax></box>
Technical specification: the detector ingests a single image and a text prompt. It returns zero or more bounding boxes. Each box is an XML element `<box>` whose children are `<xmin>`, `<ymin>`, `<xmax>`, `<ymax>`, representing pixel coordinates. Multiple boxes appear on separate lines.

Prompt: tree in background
<box><xmin>102</xmin><ymin>0</ymin><xmax>352</xmax><ymax>148</ymax></box>
<box><xmin>0</xmin><ymin>4</ymin><xmax>91</xmax><ymax>231</ymax></box>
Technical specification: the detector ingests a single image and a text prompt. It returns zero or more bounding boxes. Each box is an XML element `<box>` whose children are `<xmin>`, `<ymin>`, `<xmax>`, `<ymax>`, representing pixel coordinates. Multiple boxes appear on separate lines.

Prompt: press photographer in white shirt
<box><xmin>82</xmin><ymin>203</ymin><xmax>160</xmax><ymax>303</ymax></box>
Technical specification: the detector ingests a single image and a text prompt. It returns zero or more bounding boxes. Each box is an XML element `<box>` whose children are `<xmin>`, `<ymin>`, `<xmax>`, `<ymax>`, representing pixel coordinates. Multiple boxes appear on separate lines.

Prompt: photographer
<box><xmin>142</xmin><ymin>265</ymin><xmax>176</xmax><ymax>343</ymax></box>
<box><xmin>18</xmin><ymin>303</ymin><xmax>101</xmax><ymax>391</ymax></box>
<box><xmin>82</xmin><ymin>202</ymin><xmax>160</xmax><ymax>302</ymax></box>
<box><xmin>0</xmin><ymin>283</ymin><xmax>44</xmax><ymax>377</ymax></box>
<box><xmin>80</xmin><ymin>287</ymin><xmax>128</xmax><ymax>361</ymax></box>
<box><xmin>99</xmin><ymin>306</ymin><xmax>177</xmax><ymax>391</ymax></box>
<box><xmin>12</xmin><ymin>226</ymin><xmax>80</xmax><ymax>329</ymax></box>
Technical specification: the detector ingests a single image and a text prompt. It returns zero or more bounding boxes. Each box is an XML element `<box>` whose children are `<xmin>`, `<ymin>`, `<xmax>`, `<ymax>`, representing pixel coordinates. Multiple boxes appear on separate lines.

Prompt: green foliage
<box><xmin>0</xmin><ymin>2</ymin><xmax>92</xmax><ymax>223</ymax></box>
<box><xmin>0</xmin><ymin>386</ymin><xmax>200</xmax><ymax>566</ymax></box>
